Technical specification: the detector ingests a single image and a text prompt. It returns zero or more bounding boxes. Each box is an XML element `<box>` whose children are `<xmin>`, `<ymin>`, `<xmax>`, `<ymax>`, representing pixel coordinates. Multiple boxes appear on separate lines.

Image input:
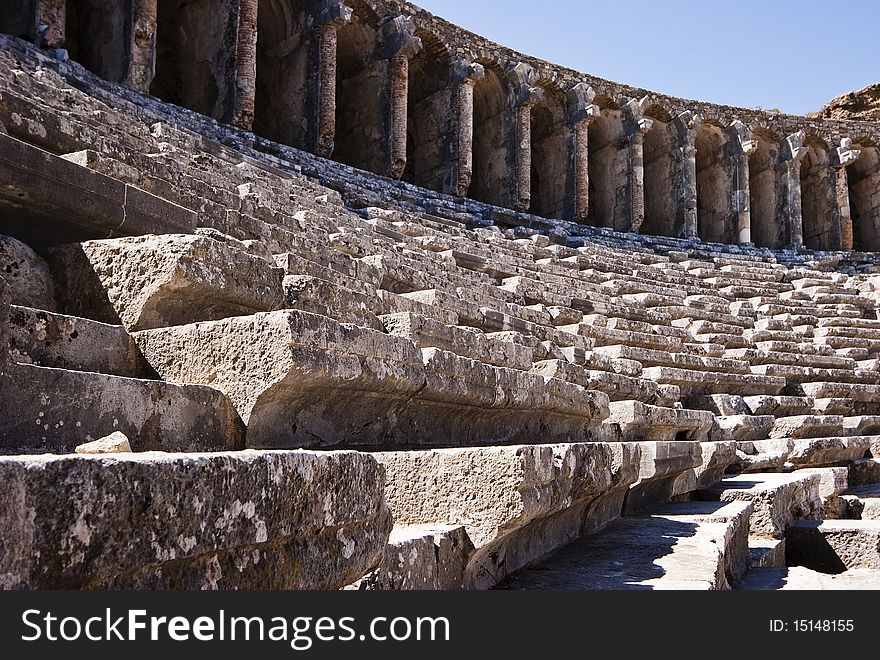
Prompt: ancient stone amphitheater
<box><xmin>1</xmin><ymin>0</ymin><xmax>880</xmax><ymax>591</ymax></box>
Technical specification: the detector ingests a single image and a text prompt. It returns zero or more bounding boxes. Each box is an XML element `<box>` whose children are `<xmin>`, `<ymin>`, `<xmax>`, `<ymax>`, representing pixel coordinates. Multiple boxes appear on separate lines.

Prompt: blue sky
<box><xmin>413</xmin><ymin>0</ymin><xmax>878</xmax><ymax>116</ymax></box>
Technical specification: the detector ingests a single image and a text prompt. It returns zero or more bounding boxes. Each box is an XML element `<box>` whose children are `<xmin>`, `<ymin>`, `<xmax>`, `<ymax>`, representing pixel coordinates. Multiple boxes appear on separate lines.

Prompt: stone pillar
<box><xmin>833</xmin><ymin>138</ymin><xmax>861</xmax><ymax>250</ymax></box>
<box><xmin>627</xmin><ymin>110</ymin><xmax>653</xmax><ymax>233</ymax></box>
<box><xmin>35</xmin><ymin>0</ymin><xmax>65</xmax><ymax>49</ymax></box>
<box><xmin>314</xmin><ymin>3</ymin><xmax>352</xmax><ymax>158</ymax></box>
<box><xmin>125</xmin><ymin>0</ymin><xmax>158</xmax><ymax>92</ymax></box>
<box><xmin>231</xmin><ymin>0</ymin><xmax>259</xmax><ymax>130</ymax></box>
<box><xmin>389</xmin><ymin>53</ymin><xmax>410</xmax><ymax>179</ymax></box>
<box><xmin>673</xmin><ymin>111</ymin><xmax>700</xmax><ymax>239</ymax></box>
<box><xmin>730</xmin><ymin>120</ymin><xmax>758</xmax><ymax>245</ymax></box>
<box><xmin>380</xmin><ymin>17</ymin><xmax>421</xmax><ymax>179</ymax></box>
<box><xmin>780</xmin><ymin>131</ymin><xmax>809</xmax><ymax>249</ymax></box>
<box><xmin>514</xmin><ymin>99</ymin><xmax>536</xmax><ymax>212</ymax></box>
<box><xmin>566</xmin><ymin>83</ymin><xmax>600</xmax><ymax>222</ymax></box>
<box><xmin>505</xmin><ymin>63</ymin><xmax>541</xmax><ymax>212</ymax></box>
<box><xmin>452</xmin><ymin>62</ymin><xmax>484</xmax><ymax>197</ymax></box>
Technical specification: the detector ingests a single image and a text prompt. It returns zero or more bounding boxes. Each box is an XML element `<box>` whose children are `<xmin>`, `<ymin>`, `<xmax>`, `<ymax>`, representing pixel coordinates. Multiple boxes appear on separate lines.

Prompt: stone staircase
<box><xmin>0</xmin><ymin>35</ymin><xmax>879</xmax><ymax>590</ymax></box>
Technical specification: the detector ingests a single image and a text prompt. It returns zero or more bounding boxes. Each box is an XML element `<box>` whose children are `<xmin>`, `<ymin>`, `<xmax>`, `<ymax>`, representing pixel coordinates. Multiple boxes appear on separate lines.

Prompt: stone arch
<box><xmin>470</xmin><ymin>61</ymin><xmax>511</xmax><ymax>207</ymax></box>
<box><xmin>641</xmin><ymin>103</ymin><xmax>677</xmax><ymax>237</ymax></box>
<box><xmin>696</xmin><ymin>121</ymin><xmax>735</xmax><ymax>243</ymax></box>
<box><xmin>587</xmin><ymin>96</ymin><xmax>626</xmax><ymax>229</ymax></box>
<box><xmin>800</xmin><ymin>135</ymin><xmax>835</xmax><ymax>250</ymax></box>
<box><xmin>333</xmin><ymin>7</ymin><xmax>382</xmax><ymax>171</ymax></box>
<box><xmin>253</xmin><ymin>0</ymin><xmax>315</xmax><ymax>148</ymax></box>
<box><xmin>0</xmin><ymin>1</ymin><xmax>35</xmax><ymax>40</ymax></box>
<box><xmin>151</xmin><ymin>0</ymin><xmax>238</xmax><ymax>120</ymax></box>
<box><xmin>848</xmin><ymin>138</ymin><xmax>880</xmax><ymax>251</ymax></box>
<box><xmin>529</xmin><ymin>80</ymin><xmax>568</xmax><ymax>219</ymax></box>
<box><xmin>749</xmin><ymin>127</ymin><xmax>783</xmax><ymax>248</ymax></box>
<box><xmin>402</xmin><ymin>29</ymin><xmax>453</xmax><ymax>191</ymax></box>
<box><xmin>64</xmin><ymin>0</ymin><xmax>129</xmax><ymax>82</ymax></box>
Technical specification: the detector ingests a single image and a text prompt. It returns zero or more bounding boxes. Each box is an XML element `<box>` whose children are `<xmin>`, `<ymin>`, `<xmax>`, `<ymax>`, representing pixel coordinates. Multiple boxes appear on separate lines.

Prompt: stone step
<box><xmin>283</xmin><ymin>275</ymin><xmax>382</xmax><ymax>330</ymax></box>
<box><xmin>733</xmin><ymin>437</ymin><xmax>870</xmax><ymax>472</ymax></box>
<box><xmin>754</xmin><ymin>364</ymin><xmax>880</xmax><ymax>385</ymax></box>
<box><xmin>742</xmin><ymin>395</ymin><xmax>815</xmax><ymax>417</ymax></box>
<box><xmin>0</xmin><ymin>361</ymin><xmax>244</xmax><ymax>455</ymax></box>
<box><xmin>698</xmin><ymin>469</ymin><xmax>846</xmax><ymax>539</ymax></box>
<box><xmin>560</xmin><ymin>322</ymin><xmax>684</xmax><ymax>352</ymax></box>
<box><xmin>595</xmin><ymin>344</ymin><xmax>751</xmax><ymax>373</ymax></box>
<box><xmin>7</xmin><ymin>305</ymin><xmax>146</xmax><ymax>378</ymax></box>
<box><xmin>729</xmin><ymin>348</ymin><xmax>855</xmax><ymax>370</ymax></box>
<box><xmin>607</xmin><ymin>401</ymin><xmax>714</xmax><ymax>442</ymax></box>
<box><xmin>381</xmin><ymin>312</ymin><xmax>533</xmax><ymax>371</ymax></box>
<box><xmin>641</xmin><ymin>366</ymin><xmax>785</xmax><ymax>396</ymax></box>
<box><xmin>0</xmin><ymin>450</ymin><xmax>390</xmax><ymax>589</ymax></box>
<box><xmin>738</xmin><ymin>566</ymin><xmax>880</xmax><ymax>589</ymax></box>
<box><xmin>48</xmin><ymin>234</ymin><xmax>284</xmax><ymax>330</ymax></box>
<box><xmin>532</xmin><ymin>359</ymin><xmax>669</xmax><ymax>405</ymax></box>
<box><xmin>498</xmin><ymin>499</ymin><xmax>753</xmax><ymax>590</ymax></box>
<box><xmin>786</xmin><ymin>519</ymin><xmax>880</xmax><ymax>572</ymax></box>
<box><xmin>134</xmin><ymin>310</ymin><xmax>611</xmax><ymax>449</ymax></box>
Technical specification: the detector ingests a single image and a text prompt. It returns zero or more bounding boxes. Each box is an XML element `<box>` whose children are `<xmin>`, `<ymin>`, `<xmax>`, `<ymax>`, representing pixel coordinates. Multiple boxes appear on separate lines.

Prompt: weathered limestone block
<box><xmin>743</xmin><ymin>395</ymin><xmax>815</xmax><ymax>417</ymax></box>
<box><xmin>0</xmin><ymin>235</ymin><xmax>57</xmax><ymax>310</ymax></box>
<box><xmin>7</xmin><ymin>306</ymin><xmax>146</xmax><ymax>377</ymax></box>
<box><xmin>0</xmin><ymin>450</ymin><xmax>391</xmax><ymax>589</ymax></box>
<box><xmin>75</xmin><ymin>431</ymin><xmax>132</xmax><ymax>454</ymax></box>
<box><xmin>48</xmin><ymin>234</ymin><xmax>284</xmax><ymax>330</ymax></box>
<box><xmin>283</xmin><ymin>275</ymin><xmax>382</xmax><ymax>330</ymax></box>
<box><xmin>381</xmin><ymin>311</ymin><xmax>533</xmax><ymax>370</ymax></box>
<box><xmin>623</xmin><ymin>441</ymin><xmax>704</xmax><ymax>513</ymax></box>
<box><xmin>786</xmin><ymin>436</ymin><xmax>873</xmax><ymax>468</ymax></box>
<box><xmin>733</xmin><ymin>439</ymin><xmax>794</xmax><ymax>473</ymax></box>
<box><xmin>786</xmin><ymin>519</ymin><xmax>880</xmax><ymax>573</ymax></box>
<box><xmin>608</xmin><ymin>400</ymin><xmax>714</xmax><ymax>442</ymax></box>
<box><xmin>709</xmin><ymin>414</ymin><xmax>775</xmax><ymax>442</ymax></box>
<box><xmin>134</xmin><ymin>310</ymin><xmax>609</xmax><ymax>449</ymax></box>
<box><xmin>348</xmin><ymin>525</ymin><xmax>474</xmax><ymax>591</ymax></box>
<box><xmin>768</xmin><ymin>415</ymin><xmax>844</xmax><ymax>439</ymax></box>
<box><xmin>375</xmin><ymin>443</ymin><xmax>644</xmax><ymax>589</ymax></box>
<box><xmin>641</xmin><ymin>366</ymin><xmax>786</xmax><ymax>396</ymax></box>
<box><xmin>532</xmin><ymin>359</ymin><xmax>662</xmax><ymax>404</ymax></box>
<box><xmin>695</xmin><ymin>441</ymin><xmax>738</xmax><ymax>488</ymax></box>
<box><xmin>0</xmin><ymin>135</ymin><xmax>196</xmax><ymax>246</ymax></box>
<box><xmin>0</xmin><ymin>361</ymin><xmax>244</xmax><ymax>454</ymax></box>
<box><xmin>705</xmin><ymin>471</ymin><xmax>828</xmax><ymax>539</ymax></box>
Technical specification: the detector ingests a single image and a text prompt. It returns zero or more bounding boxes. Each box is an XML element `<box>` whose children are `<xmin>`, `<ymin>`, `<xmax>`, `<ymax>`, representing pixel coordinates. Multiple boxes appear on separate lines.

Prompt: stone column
<box><xmin>388</xmin><ymin>53</ymin><xmax>410</xmax><ymax>179</ymax></box>
<box><xmin>35</xmin><ymin>0</ymin><xmax>65</xmax><ymax>49</ymax></box>
<box><xmin>628</xmin><ymin>118</ymin><xmax>653</xmax><ymax>234</ymax></box>
<box><xmin>125</xmin><ymin>0</ymin><xmax>158</xmax><ymax>92</ymax></box>
<box><xmin>566</xmin><ymin>83</ymin><xmax>600</xmax><ymax>222</ymax></box>
<box><xmin>314</xmin><ymin>3</ymin><xmax>353</xmax><ymax>158</ymax></box>
<box><xmin>380</xmin><ymin>17</ymin><xmax>421</xmax><ymax>179</ymax></box>
<box><xmin>832</xmin><ymin>138</ymin><xmax>861</xmax><ymax>250</ymax></box>
<box><xmin>231</xmin><ymin>0</ymin><xmax>259</xmax><ymax>130</ymax></box>
<box><xmin>673</xmin><ymin>111</ymin><xmax>700</xmax><ymax>239</ymax></box>
<box><xmin>779</xmin><ymin>131</ymin><xmax>809</xmax><ymax>249</ymax></box>
<box><xmin>514</xmin><ymin>98</ymin><xmax>537</xmax><ymax>212</ymax></box>
<box><xmin>730</xmin><ymin>120</ymin><xmax>758</xmax><ymax>245</ymax></box>
<box><xmin>452</xmin><ymin>62</ymin><xmax>484</xmax><ymax>197</ymax></box>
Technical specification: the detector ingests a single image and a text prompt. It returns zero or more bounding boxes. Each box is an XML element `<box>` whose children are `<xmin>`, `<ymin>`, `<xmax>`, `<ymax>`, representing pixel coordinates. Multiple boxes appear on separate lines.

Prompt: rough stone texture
<box><xmin>815</xmin><ymin>83</ymin><xmax>880</xmax><ymax>123</ymax></box>
<box><xmin>375</xmin><ymin>443</ymin><xmax>642</xmax><ymax>588</ymax></box>
<box><xmin>786</xmin><ymin>519</ymin><xmax>880</xmax><ymax>573</ymax></box>
<box><xmin>0</xmin><ymin>450</ymin><xmax>392</xmax><ymax>589</ymax></box>
<box><xmin>0</xmin><ymin>361</ymin><xmax>245</xmax><ymax>455</ymax></box>
<box><xmin>47</xmin><ymin>234</ymin><xmax>284</xmax><ymax>330</ymax></box>
<box><xmin>0</xmin><ymin>235</ymin><xmax>57</xmax><ymax>310</ymax></box>
<box><xmin>134</xmin><ymin>310</ymin><xmax>610</xmax><ymax>449</ymax></box>
<box><xmin>348</xmin><ymin>525</ymin><xmax>474</xmax><ymax>590</ymax></box>
<box><xmin>739</xmin><ymin>566</ymin><xmax>880</xmax><ymax>590</ymax></box>
<box><xmin>7</xmin><ymin>305</ymin><xmax>146</xmax><ymax>377</ymax></box>
<box><xmin>703</xmin><ymin>471</ymin><xmax>836</xmax><ymax>539</ymax></box>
